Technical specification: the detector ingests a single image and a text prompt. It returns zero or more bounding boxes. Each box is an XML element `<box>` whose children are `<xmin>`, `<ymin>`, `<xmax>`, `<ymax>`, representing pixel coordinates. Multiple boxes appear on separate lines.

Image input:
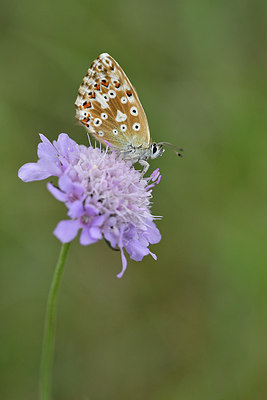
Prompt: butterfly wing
<box><xmin>75</xmin><ymin>53</ymin><xmax>151</xmax><ymax>149</ymax></box>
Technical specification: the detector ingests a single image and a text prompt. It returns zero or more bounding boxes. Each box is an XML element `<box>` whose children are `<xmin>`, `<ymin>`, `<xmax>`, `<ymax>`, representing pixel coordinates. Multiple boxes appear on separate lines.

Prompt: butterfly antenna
<box><xmin>158</xmin><ymin>142</ymin><xmax>184</xmax><ymax>157</ymax></box>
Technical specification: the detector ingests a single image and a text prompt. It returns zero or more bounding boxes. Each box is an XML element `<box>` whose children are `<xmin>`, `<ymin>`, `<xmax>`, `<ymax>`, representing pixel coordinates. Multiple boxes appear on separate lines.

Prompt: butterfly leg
<box><xmin>139</xmin><ymin>160</ymin><xmax>150</xmax><ymax>177</ymax></box>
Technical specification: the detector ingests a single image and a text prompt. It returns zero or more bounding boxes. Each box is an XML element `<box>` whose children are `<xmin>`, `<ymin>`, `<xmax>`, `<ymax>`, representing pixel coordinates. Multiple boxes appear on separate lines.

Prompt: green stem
<box><xmin>39</xmin><ymin>242</ymin><xmax>70</xmax><ymax>400</ymax></box>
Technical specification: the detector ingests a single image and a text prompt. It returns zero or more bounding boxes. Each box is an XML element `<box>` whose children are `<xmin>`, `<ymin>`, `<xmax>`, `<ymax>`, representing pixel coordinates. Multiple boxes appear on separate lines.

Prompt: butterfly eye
<box><xmin>121</xmin><ymin>96</ymin><xmax>127</xmax><ymax>104</ymax></box>
<box><xmin>112</xmin><ymin>129</ymin><xmax>118</xmax><ymax>135</ymax></box>
<box><xmin>98</xmin><ymin>131</ymin><xmax>104</xmax><ymax>137</ymax></box>
<box><xmin>101</xmin><ymin>113</ymin><xmax>108</xmax><ymax>120</ymax></box>
<box><xmin>108</xmin><ymin>90</ymin><xmax>116</xmax><ymax>98</ymax></box>
<box><xmin>130</xmin><ymin>106</ymin><xmax>138</xmax><ymax>116</ymax></box>
<box><xmin>153</xmin><ymin>144</ymin><xmax>158</xmax><ymax>154</ymax></box>
<box><xmin>120</xmin><ymin>124</ymin><xmax>127</xmax><ymax>132</ymax></box>
<box><xmin>132</xmin><ymin>123</ymin><xmax>140</xmax><ymax>131</ymax></box>
<box><xmin>94</xmin><ymin>118</ymin><xmax>102</xmax><ymax>126</ymax></box>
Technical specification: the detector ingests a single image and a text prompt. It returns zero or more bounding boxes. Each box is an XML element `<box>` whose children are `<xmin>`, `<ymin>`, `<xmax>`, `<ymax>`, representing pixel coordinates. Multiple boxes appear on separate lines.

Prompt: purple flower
<box><xmin>18</xmin><ymin>134</ymin><xmax>80</xmax><ymax>182</ymax></box>
<box><xmin>18</xmin><ymin>133</ymin><xmax>162</xmax><ymax>278</ymax></box>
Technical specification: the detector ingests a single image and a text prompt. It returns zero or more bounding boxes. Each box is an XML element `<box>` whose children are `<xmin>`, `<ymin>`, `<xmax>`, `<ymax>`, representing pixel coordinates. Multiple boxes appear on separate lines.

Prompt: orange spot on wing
<box><xmin>101</xmin><ymin>79</ymin><xmax>109</xmax><ymax>88</ymax></box>
<box><xmin>115</xmin><ymin>82</ymin><xmax>121</xmax><ymax>88</ymax></box>
<box><xmin>126</xmin><ymin>90</ymin><xmax>132</xmax><ymax>97</ymax></box>
<box><xmin>81</xmin><ymin>120</ymin><xmax>89</xmax><ymax>128</ymax></box>
<box><xmin>88</xmin><ymin>92</ymin><xmax>96</xmax><ymax>99</ymax></box>
<box><xmin>83</xmin><ymin>101</ymin><xmax>92</xmax><ymax>109</ymax></box>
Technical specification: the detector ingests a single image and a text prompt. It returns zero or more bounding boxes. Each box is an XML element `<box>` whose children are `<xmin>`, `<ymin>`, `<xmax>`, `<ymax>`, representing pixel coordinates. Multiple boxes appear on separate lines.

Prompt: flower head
<box><xmin>18</xmin><ymin>133</ymin><xmax>162</xmax><ymax>278</ymax></box>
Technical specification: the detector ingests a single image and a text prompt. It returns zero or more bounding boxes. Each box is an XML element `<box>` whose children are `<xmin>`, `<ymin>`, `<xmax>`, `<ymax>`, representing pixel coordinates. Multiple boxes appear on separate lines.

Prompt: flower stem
<box><xmin>39</xmin><ymin>242</ymin><xmax>70</xmax><ymax>400</ymax></box>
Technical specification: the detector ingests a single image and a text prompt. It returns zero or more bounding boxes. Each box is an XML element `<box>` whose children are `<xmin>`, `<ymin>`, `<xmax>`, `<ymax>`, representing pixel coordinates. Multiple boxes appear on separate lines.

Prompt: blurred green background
<box><xmin>1</xmin><ymin>0</ymin><xmax>266</xmax><ymax>399</ymax></box>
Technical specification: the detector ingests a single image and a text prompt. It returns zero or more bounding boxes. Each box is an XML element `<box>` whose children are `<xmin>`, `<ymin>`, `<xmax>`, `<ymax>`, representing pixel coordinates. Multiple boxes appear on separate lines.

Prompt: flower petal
<box><xmin>54</xmin><ymin>220</ymin><xmax>80</xmax><ymax>243</ymax></box>
<box><xmin>103</xmin><ymin>231</ymin><xmax>118</xmax><ymax>249</ymax></box>
<box><xmin>156</xmin><ymin>175</ymin><xmax>162</xmax><ymax>185</ymax></box>
<box><xmin>125</xmin><ymin>239</ymin><xmax>150</xmax><ymax>261</ymax></box>
<box><xmin>57</xmin><ymin>175</ymin><xmax>85</xmax><ymax>203</ymax></box>
<box><xmin>38</xmin><ymin>134</ymin><xmax>57</xmax><ymax>159</ymax></box>
<box><xmin>84</xmin><ymin>204</ymin><xmax>98</xmax><ymax>216</ymax></box>
<box><xmin>18</xmin><ymin>163</ymin><xmax>52</xmax><ymax>182</ymax></box>
<box><xmin>150</xmin><ymin>168</ymin><xmax>160</xmax><ymax>182</ymax></box>
<box><xmin>53</xmin><ymin>133</ymin><xmax>80</xmax><ymax>163</ymax></box>
<box><xmin>58</xmin><ymin>174</ymin><xmax>74</xmax><ymax>192</ymax></box>
<box><xmin>37</xmin><ymin>158</ymin><xmax>62</xmax><ymax>177</ymax></box>
<box><xmin>80</xmin><ymin>226</ymin><xmax>98</xmax><ymax>245</ymax></box>
<box><xmin>144</xmin><ymin>221</ymin><xmax>161</xmax><ymax>244</ymax></box>
<box><xmin>149</xmin><ymin>251</ymin><xmax>157</xmax><ymax>260</ymax></box>
<box><xmin>93</xmin><ymin>214</ymin><xmax>107</xmax><ymax>226</ymax></box>
<box><xmin>117</xmin><ymin>247</ymin><xmax>127</xmax><ymax>279</ymax></box>
<box><xmin>67</xmin><ymin>201</ymin><xmax>84</xmax><ymax>218</ymax></box>
<box><xmin>47</xmin><ymin>183</ymin><xmax>67</xmax><ymax>202</ymax></box>
<box><xmin>117</xmin><ymin>226</ymin><xmax>128</xmax><ymax>278</ymax></box>
<box><xmin>146</xmin><ymin>183</ymin><xmax>155</xmax><ymax>191</ymax></box>
<box><xmin>89</xmin><ymin>226</ymin><xmax>102</xmax><ymax>240</ymax></box>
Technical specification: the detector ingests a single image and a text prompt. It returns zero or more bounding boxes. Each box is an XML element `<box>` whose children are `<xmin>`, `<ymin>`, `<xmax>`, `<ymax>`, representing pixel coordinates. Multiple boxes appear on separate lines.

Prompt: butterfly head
<box><xmin>150</xmin><ymin>143</ymin><xmax>165</xmax><ymax>160</ymax></box>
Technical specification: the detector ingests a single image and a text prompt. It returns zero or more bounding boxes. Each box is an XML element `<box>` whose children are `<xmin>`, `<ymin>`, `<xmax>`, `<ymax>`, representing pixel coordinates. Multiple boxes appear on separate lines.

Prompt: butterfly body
<box><xmin>75</xmin><ymin>53</ymin><xmax>165</xmax><ymax>174</ymax></box>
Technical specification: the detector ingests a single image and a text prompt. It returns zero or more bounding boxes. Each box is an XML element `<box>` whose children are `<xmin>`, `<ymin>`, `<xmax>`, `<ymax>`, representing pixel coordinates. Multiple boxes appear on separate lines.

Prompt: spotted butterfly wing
<box><xmin>75</xmin><ymin>53</ymin><xmax>151</xmax><ymax>150</ymax></box>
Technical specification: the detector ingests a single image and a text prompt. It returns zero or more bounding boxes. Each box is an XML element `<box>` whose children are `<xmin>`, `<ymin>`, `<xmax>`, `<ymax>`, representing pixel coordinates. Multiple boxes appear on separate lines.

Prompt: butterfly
<box><xmin>75</xmin><ymin>53</ymin><xmax>182</xmax><ymax>175</ymax></box>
